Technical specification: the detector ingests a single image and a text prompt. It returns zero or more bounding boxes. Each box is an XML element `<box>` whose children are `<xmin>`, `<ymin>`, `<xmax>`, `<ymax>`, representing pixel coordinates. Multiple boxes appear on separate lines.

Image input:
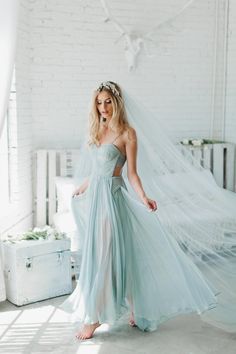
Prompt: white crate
<box><xmin>179</xmin><ymin>142</ymin><xmax>236</xmax><ymax>191</ymax></box>
<box><xmin>33</xmin><ymin>149</ymin><xmax>80</xmax><ymax>227</ymax></box>
<box><xmin>3</xmin><ymin>239</ymin><xmax>72</xmax><ymax>306</ymax></box>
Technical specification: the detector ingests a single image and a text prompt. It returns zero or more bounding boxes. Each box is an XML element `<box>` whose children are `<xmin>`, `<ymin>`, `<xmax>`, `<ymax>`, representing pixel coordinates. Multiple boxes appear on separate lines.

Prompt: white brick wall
<box><xmin>30</xmin><ymin>0</ymin><xmax>226</xmax><ymax>147</ymax></box>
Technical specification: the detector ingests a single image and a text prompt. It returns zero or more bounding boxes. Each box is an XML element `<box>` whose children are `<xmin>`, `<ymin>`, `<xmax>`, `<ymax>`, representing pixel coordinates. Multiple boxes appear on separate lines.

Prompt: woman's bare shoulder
<box><xmin>123</xmin><ymin>126</ymin><xmax>137</xmax><ymax>143</ymax></box>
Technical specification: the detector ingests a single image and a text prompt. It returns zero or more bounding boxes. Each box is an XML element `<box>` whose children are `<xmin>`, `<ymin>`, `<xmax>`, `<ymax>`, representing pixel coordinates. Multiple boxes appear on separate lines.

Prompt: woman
<box><xmin>60</xmin><ymin>81</ymin><xmax>218</xmax><ymax>340</ymax></box>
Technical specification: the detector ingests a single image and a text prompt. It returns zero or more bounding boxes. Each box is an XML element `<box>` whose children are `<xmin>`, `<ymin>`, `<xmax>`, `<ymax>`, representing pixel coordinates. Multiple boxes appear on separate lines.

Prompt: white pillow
<box><xmin>53</xmin><ymin>211</ymin><xmax>81</xmax><ymax>251</ymax></box>
<box><xmin>55</xmin><ymin>176</ymin><xmax>75</xmax><ymax>213</ymax></box>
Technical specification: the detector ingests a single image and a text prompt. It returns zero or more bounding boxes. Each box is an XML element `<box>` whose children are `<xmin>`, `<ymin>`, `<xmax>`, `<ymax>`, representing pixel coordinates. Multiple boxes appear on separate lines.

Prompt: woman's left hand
<box><xmin>142</xmin><ymin>196</ymin><xmax>158</xmax><ymax>212</ymax></box>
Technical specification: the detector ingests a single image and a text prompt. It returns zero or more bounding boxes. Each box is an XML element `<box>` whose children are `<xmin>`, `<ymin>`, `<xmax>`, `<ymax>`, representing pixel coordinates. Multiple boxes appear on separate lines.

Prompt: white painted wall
<box><xmin>1</xmin><ymin>0</ymin><xmax>235</xmax><ymax>237</ymax></box>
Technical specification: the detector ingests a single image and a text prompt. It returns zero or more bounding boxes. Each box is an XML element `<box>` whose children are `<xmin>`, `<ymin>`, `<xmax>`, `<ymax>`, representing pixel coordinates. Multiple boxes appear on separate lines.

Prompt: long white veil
<box><xmin>73</xmin><ymin>87</ymin><xmax>236</xmax><ymax>333</ymax></box>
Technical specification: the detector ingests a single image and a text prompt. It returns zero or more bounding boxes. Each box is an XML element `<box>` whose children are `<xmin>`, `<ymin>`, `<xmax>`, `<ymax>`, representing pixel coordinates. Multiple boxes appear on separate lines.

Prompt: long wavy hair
<box><xmin>88</xmin><ymin>81</ymin><xmax>131</xmax><ymax>145</ymax></box>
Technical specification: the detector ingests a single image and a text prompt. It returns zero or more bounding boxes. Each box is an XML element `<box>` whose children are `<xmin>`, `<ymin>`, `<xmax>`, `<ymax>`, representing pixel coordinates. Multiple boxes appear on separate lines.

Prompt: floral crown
<box><xmin>97</xmin><ymin>81</ymin><xmax>121</xmax><ymax>97</ymax></box>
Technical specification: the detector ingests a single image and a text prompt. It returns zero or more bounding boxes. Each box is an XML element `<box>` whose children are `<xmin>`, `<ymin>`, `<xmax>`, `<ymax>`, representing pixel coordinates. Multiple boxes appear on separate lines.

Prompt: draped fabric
<box><xmin>0</xmin><ymin>0</ymin><xmax>19</xmax><ymax>302</ymax></box>
<box><xmin>0</xmin><ymin>0</ymin><xmax>18</xmax><ymax>137</ymax></box>
<box><xmin>123</xmin><ymin>89</ymin><xmax>236</xmax><ymax>332</ymax></box>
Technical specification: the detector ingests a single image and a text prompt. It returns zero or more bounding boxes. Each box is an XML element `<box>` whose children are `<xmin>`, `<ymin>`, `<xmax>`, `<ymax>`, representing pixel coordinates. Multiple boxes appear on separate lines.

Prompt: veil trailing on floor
<box><xmin>73</xmin><ymin>87</ymin><xmax>236</xmax><ymax>333</ymax></box>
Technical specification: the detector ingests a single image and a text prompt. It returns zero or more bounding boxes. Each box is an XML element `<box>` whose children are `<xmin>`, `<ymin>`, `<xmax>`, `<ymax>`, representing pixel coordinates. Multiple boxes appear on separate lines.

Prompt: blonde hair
<box><xmin>88</xmin><ymin>81</ymin><xmax>131</xmax><ymax>145</ymax></box>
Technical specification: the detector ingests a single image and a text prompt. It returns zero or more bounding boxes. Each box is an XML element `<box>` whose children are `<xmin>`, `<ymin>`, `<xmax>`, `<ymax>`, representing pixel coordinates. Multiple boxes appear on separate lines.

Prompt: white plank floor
<box><xmin>0</xmin><ymin>286</ymin><xmax>236</xmax><ymax>354</ymax></box>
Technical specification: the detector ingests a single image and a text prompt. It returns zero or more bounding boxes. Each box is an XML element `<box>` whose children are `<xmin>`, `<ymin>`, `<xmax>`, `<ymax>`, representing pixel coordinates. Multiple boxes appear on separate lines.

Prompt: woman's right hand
<box><xmin>72</xmin><ymin>178</ymin><xmax>89</xmax><ymax>197</ymax></box>
<box><xmin>72</xmin><ymin>186</ymin><xmax>86</xmax><ymax>197</ymax></box>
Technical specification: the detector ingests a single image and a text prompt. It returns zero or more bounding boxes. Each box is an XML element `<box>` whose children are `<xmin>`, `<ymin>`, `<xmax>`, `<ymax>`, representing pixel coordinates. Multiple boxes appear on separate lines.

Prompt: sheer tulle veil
<box><xmin>73</xmin><ymin>84</ymin><xmax>236</xmax><ymax>332</ymax></box>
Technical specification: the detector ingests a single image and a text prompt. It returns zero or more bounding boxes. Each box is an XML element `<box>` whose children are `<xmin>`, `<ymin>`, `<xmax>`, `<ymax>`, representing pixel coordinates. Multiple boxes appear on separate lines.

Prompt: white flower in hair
<box><xmin>97</xmin><ymin>81</ymin><xmax>120</xmax><ymax>97</ymax></box>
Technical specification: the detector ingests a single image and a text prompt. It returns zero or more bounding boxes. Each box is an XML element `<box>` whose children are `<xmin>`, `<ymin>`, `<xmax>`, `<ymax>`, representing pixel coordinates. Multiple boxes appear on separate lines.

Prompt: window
<box><xmin>0</xmin><ymin>67</ymin><xmax>18</xmax><ymax>214</ymax></box>
<box><xmin>0</xmin><ymin>115</ymin><xmax>10</xmax><ymax>207</ymax></box>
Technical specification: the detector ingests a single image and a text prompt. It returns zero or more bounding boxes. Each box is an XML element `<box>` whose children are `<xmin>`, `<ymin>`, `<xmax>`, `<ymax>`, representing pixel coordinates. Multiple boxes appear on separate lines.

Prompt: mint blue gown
<box><xmin>60</xmin><ymin>140</ymin><xmax>218</xmax><ymax>332</ymax></box>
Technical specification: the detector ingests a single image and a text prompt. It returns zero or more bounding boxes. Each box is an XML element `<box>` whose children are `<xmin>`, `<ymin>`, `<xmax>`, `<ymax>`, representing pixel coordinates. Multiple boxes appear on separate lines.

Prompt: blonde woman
<box><xmin>60</xmin><ymin>81</ymin><xmax>217</xmax><ymax>340</ymax></box>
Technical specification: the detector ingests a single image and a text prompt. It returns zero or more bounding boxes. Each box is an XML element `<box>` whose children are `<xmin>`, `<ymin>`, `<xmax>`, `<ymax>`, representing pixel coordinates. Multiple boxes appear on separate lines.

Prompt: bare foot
<box><xmin>129</xmin><ymin>312</ymin><xmax>137</xmax><ymax>327</ymax></box>
<box><xmin>75</xmin><ymin>322</ymin><xmax>101</xmax><ymax>340</ymax></box>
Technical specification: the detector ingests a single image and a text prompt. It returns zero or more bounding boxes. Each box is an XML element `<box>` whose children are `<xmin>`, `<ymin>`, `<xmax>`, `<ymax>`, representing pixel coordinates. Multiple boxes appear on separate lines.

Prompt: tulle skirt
<box><xmin>60</xmin><ymin>175</ymin><xmax>218</xmax><ymax>332</ymax></box>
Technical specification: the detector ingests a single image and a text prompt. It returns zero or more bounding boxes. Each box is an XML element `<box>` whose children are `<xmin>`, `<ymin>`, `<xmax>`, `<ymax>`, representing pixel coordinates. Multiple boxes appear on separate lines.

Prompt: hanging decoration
<box><xmin>100</xmin><ymin>0</ymin><xmax>196</xmax><ymax>71</ymax></box>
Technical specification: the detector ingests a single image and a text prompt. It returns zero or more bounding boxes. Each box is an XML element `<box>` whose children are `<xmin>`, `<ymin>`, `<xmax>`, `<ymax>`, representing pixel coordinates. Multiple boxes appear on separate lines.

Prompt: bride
<box><xmin>60</xmin><ymin>81</ymin><xmax>236</xmax><ymax>340</ymax></box>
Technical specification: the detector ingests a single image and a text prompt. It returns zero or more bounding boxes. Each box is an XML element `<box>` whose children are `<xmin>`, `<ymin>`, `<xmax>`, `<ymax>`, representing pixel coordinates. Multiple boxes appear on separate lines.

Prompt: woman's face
<box><xmin>96</xmin><ymin>91</ymin><xmax>113</xmax><ymax>119</ymax></box>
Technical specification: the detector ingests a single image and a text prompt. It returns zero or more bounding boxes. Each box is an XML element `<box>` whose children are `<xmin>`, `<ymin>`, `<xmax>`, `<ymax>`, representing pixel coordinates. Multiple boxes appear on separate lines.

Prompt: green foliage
<box><xmin>5</xmin><ymin>226</ymin><xmax>67</xmax><ymax>243</ymax></box>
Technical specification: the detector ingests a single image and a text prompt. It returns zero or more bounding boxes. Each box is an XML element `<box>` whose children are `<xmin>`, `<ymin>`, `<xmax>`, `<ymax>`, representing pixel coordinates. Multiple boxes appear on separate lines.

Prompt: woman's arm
<box><xmin>72</xmin><ymin>142</ymin><xmax>91</xmax><ymax>197</ymax></box>
<box><xmin>72</xmin><ymin>178</ymin><xmax>89</xmax><ymax>197</ymax></box>
<box><xmin>125</xmin><ymin>128</ymin><xmax>157</xmax><ymax>211</ymax></box>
